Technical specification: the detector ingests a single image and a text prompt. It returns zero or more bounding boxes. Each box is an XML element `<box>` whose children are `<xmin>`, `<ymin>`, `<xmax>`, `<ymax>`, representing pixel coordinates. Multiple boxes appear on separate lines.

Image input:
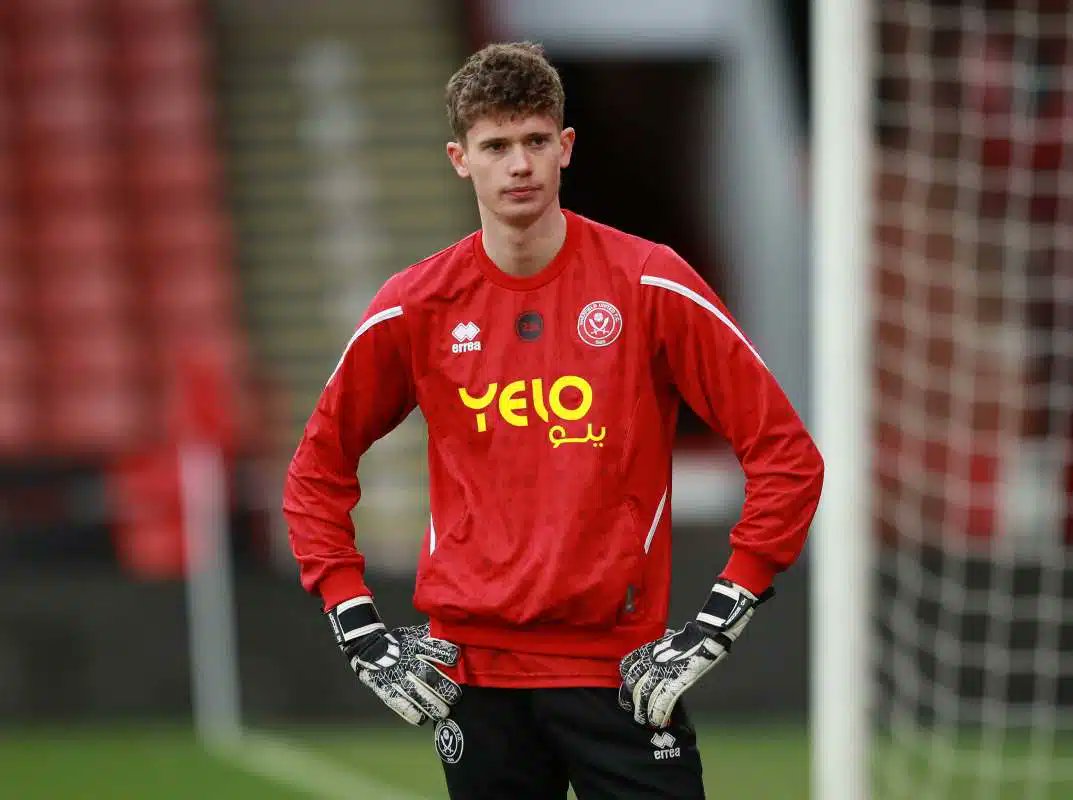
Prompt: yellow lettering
<box><xmin>549</xmin><ymin>376</ymin><xmax>592</xmax><ymax>421</ymax></box>
<box><xmin>548</xmin><ymin>425</ymin><xmax>568</xmax><ymax>447</ymax></box>
<box><xmin>459</xmin><ymin>375</ymin><xmax>596</xmax><ymax>434</ymax></box>
<box><xmin>498</xmin><ymin>380</ymin><xmax>529</xmax><ymax>427</ymax></box>
<box><xmin>531</xmin><ymin>378</ymin><xmax>550</xmax><ymax>422</ymax></box>
<box><xmin>459</xmin><ymin>384</ymin><xmax>498</xmax><ymax>432</ymax></box>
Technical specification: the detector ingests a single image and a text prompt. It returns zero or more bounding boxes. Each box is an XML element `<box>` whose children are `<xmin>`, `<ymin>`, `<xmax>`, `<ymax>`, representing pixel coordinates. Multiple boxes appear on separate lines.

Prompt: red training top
<box><xmin>283</xmin><ymin>210</ymin><xmax>824</xmax><ymax>687</ymax></box>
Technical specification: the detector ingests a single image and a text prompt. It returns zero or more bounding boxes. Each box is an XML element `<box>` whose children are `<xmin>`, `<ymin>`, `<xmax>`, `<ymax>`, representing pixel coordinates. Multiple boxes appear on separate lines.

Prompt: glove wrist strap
<box><xmin>327</xmin><ymin>595</ymin><xmax>386</xmax><ymax>646</ymax></box>
<box><xmin>695</xmin><ymin>579</ymin><xmax>760</xmax><ymax>632</ymax></box>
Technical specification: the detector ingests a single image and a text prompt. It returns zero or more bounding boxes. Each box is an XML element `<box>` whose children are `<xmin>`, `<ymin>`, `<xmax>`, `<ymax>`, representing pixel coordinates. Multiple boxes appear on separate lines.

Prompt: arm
<box><xmin>641</xmin><ymin>244</ymin><xmax>824</xmax><ymax>594</ymax></box>
<box><xmin>283</xmin><ymin>278</ymin><xmax>414</xmax><ymax>608</ymax></box>
<box><xmin>283</xmin><ymin>277</ymin><xmax>461</xmax><ymax>725</ymax></box>
<box><xmin>619</xmin><ymin>246</ymin><xmax>824</xmax><ymax>728</ymax></box>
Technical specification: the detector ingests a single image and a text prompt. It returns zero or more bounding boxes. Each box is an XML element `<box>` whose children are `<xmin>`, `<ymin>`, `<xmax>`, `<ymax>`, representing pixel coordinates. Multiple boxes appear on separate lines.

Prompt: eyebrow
<box><xmin>477</xmin><ymin>132</ymin><xmax>553</xmax><ymax>148</ymax></box>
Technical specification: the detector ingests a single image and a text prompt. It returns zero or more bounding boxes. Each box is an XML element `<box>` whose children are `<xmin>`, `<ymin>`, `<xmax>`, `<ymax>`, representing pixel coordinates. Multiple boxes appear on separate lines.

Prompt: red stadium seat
<box><xmin>16</xmin><ymin>83</ymin><xmax>113</xmax><ymax>148</ymax></box>
<box><xmin>1</xmin><ymin>217</ymin><xmax>16</xmax><ymax>262</ymax></box>
<box><xmin>0</xmin><ymin>325</ymin><xmax>34</xmax><ymax>388</ymax></box>
<box><xmin>41</xmin><ymin>326</ymin><xmax>141</xmax><ymax>382</ymax></box>
<box><xmin>0</xmin><ymin>267</ymin><xmax>27</xmax><ymax>323</ymax></box>
<box><xmin>7</xmin><ymin>0</ymin><xmax>99</xmax><ymax>31</ymax></box>
<box><xmin>150</xmin><ymin>323</ymin><xmax>246</xmax><ymax>398</ymax></box>
<box><xmin>106</xmin><ymin>0</ymin><xmax>200</xmax><ymax>29</ymax></box>
<box><xmin>20</xmin><ymin>148</ymin><xmax>118</xmax><ymax>209</ymax></box>
<box><xmin>42</xmin><ymin>379</ymin><xmax>146</xmax><ymax>453</ymax></box>
<box><xmin>30</xmin><ymin>209</ymin><xmax>124</xmax><ymax>261</ymax></box>
<box><xmin>114</xmin><ymin>31</ymin><xmax>207</xmax><ymax>85</ymax></box>
<box><xmin>130</xmin><ymin>208</ymin><xmax>228</xmax><ymax>260</ymax></box>
<box><xmin>4</xmin><ymin>0</ymin><xmax>246</xmax><ymax>462</ymax></box>
<box><xmin>0</xmin><ymin>388</ymin><xmax>36</xmax><ymax>455</ymax></box>
<box><xmin>10</xmin><ymin>29</ymin><xmax>107</xmax><ymax>84</ymax></box>
<box><xmin>107</xmin><ymin>446</ymin><xmax>186</xmax><ymax>578</ymax></box>
<box><xmin>107</xmin><ymin>0</ymin><xmax>201</xmax><ymax>54</ymax></box>
<box><xmin>35</xmin><ymin>260</ymin><xmax>132</xmax><ymax>325</ymax></box>
<box><xmin>145</xmin><ymin>260</ymin><xmax>233</xmax><ymax>323</ymax></box>
<box><xmin>0</xmin><ymin>150</ymin><xmax>14</xmax><ymax>201</ymax></box>
<box><xmin>123</xmin><ymin>86</ymin><xmax>211</xmax><ymax>144</ymax></box>
<box><xmin>125</xmin><ymin>145</ymin><xmax>219</xmax><ymax>203</ymax></box>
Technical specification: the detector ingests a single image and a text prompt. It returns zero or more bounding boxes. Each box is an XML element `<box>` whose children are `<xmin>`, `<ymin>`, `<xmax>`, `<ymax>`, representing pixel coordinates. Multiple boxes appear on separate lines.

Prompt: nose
<box><xmin>507</xmin><ymin>145</ymin><xmax>533</xmax><ymax>176</ymax></box>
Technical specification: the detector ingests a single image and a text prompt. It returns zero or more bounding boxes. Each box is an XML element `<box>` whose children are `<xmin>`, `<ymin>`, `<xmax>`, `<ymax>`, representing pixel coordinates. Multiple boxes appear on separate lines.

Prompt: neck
<box><xmin>478</xmin><ymin>202</ymin><xmax>567</xmax><ymax>277</ymax></box>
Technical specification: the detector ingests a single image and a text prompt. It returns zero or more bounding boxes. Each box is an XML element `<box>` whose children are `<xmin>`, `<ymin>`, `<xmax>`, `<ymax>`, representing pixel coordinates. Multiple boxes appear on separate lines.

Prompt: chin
<box><xmin>495</xmin><ymin>197</ymin><xmax>551</xmax><ymax>226</ymax></box>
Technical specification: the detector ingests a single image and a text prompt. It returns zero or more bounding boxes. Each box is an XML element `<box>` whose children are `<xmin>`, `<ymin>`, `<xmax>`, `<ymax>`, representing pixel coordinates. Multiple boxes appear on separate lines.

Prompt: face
<box><xmin>447</xmin><ymin>114</ymin><xmax>575</xmax><ymax>226</ymax></box>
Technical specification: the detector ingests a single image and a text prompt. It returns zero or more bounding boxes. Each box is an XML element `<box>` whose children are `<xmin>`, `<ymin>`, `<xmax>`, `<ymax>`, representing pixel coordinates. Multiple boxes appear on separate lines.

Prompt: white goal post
<box><xmin>811</xmin><ymin>0</ymin><xmax>872</xmax><ymax>798</ymax></box>
<box><xmin>813</xmin><ymin>1</ymin><xmax>1073</xmax><ymax>799</ymax></box>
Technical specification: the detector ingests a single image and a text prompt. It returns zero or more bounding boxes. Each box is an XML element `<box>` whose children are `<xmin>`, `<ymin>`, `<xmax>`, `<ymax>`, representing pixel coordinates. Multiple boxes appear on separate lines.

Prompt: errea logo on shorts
<box><xmin>451</xmin><ymin>321</ymin><xmax>481</xmax><ymax>354</ymax></box>
<box><xmin>651</xmin><ymin>731</ymin><xmax>681</xmax><ymax>761</ymax></box>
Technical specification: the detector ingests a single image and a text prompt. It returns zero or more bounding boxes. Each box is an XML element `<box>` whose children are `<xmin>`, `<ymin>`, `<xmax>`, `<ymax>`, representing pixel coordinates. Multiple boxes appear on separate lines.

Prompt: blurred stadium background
<box><xmin>0</xmin><ymin>0</ymin><xmax>1069</xmax><ymax>798</ymax></box>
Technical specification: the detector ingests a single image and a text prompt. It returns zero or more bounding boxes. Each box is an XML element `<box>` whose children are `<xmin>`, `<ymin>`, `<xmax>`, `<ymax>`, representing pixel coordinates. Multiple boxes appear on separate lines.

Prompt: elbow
<box><xmin>281</xmin><ymin>459</ymin><xmax>311</xmax><ymax>520</ymax></box>
<box><xmin>281</xmin><ymin>461</ymin><xmax>299</xmax><ymax>514</ymax></box>
<box><xmin>807</xmin><ymin>437</ymin><xmax>825</xmax><ymax>499</ymax></box>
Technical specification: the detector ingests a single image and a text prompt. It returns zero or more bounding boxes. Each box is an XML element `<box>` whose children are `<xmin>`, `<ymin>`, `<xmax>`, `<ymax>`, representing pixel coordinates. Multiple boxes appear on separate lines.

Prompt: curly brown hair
<box><xmin>445</xmin><ymin>42</ymin><xmax>565</xmax><ymax>142</ymax></box>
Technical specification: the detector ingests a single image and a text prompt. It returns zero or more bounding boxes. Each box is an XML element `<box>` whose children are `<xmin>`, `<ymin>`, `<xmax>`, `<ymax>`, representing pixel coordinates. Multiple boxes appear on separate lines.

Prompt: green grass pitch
<box><xmin>0</xmin><ymin>722</ymin><xmax>805</xmax><ymax>799</ymax></box>
<box><xmin>2</xmin><ymin>722</ymin><xmax>1071</xmax><ymax>798</ymax></box>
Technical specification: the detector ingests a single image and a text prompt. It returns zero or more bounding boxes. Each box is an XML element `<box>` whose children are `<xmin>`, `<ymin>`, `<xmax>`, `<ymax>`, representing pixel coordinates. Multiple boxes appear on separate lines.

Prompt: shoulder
<box><xmin>570</xmin><ymin>212</ymin><xmax>663</xmax><ymax>281</ymax></box>
<box><xmin>371</xmin><ymin>230</ymin><xmax>480</xmax><ymax>310</ymax></box>
<box><xmin>638</xmin><ymin>244</ymin><xmax>709</xmax><ymax>295</ymax></box>
<box><xmin>565</xmin><ymin>212</ymin><xmax>712</xmax><ymax>298</ymax></box>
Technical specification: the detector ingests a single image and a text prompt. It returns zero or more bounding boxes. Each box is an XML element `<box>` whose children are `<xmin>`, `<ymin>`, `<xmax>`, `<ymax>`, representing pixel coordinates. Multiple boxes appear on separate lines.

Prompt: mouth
<box><xmin>504</xmin><ymin>186</ymin><xmax>540</xmax><ymax>200</ymax></box>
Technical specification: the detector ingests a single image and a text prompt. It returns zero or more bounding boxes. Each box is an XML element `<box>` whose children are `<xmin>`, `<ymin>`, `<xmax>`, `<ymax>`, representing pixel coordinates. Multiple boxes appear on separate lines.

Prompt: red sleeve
<box><xmin>641</xmin><ymin>245</ymin><xmax>824</xmax><ymax>595</ymax></box>
<box><xmin>283</xmin><ymin>274</ymin><xmax>417</xmax><ymax>610</ymax></box>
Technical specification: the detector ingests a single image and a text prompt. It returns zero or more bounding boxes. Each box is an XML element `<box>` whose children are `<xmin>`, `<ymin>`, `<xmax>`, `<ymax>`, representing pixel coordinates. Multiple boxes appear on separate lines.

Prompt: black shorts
<box><xmin>432</xmin><ymin>686</ymin><xmax>705</xmax><ymax>800</ymax></box>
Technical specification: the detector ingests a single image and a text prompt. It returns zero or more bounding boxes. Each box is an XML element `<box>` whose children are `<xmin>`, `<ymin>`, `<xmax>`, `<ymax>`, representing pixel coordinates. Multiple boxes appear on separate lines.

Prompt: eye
<box><xmin>485</xmin><ymin>141</ymin><xmax>507</xmax><ymax>153</ymax></box>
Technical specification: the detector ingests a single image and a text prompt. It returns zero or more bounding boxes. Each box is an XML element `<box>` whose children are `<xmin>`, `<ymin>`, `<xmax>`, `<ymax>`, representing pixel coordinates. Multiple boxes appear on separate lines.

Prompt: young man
<box><xmin>284</xmin><ymin>42</ymin><xmax>823</xmax><ymax>799</ymax></box>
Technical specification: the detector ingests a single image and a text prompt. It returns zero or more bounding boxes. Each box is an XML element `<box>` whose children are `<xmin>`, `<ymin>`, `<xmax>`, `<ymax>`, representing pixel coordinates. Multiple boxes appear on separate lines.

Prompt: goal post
<box><xmin>811</xmin><ymin>0</ymin><xmax>873</xmax><ymax>798</ymax></box>
<box><xmin>814</xmin><ymin>1</ymin><xmax>1073</xmax><ymax>798</ymax></box>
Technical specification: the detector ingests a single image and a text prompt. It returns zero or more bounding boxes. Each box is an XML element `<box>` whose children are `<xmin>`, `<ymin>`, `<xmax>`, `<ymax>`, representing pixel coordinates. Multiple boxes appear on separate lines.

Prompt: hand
<box><xmin>618</xmin><ymin>579</ymin><xmax>772</xmax><ymax>728</ymax></box>
<box><xmin>328</xmin><ymin>596</ymin><xmax>461</xmax><ymax>725</ymax></box>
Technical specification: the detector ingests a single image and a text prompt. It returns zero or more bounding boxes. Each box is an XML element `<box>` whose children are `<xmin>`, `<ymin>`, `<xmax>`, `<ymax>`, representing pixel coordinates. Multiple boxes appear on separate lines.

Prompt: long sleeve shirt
<box><xmin>284</xmin><ymin>210</ymin><xmax>824</xmax><ymax>686</ymax></box>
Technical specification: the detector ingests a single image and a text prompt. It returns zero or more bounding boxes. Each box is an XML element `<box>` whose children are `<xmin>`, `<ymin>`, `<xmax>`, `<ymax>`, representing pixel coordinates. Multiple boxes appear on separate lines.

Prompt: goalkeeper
<box><xmin>284</xmin><ymin>42</ymin><xmax>823</xmax><ymax>800</ymax></box>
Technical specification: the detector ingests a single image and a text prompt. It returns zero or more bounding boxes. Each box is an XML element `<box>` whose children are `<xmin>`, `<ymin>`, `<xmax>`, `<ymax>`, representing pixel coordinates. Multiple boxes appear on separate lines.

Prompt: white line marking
<box><xmin>209</xmin><ymin>731</ymin><xmax>432</xmax><ymax>800</ymax></box>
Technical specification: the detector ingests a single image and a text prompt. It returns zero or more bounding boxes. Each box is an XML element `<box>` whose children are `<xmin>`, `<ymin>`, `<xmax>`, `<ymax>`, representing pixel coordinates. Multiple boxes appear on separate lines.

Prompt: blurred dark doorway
<box><xmin>555</xmin><ymin>59</ymin><xmax>722</xmax><ymax>440</ymax></box>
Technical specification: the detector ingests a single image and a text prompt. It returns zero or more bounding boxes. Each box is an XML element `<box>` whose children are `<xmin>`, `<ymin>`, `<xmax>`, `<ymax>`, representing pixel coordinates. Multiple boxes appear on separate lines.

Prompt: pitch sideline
<box><xmin>209</xmin><ymin>730</ymin><xmax>432</xmax><ymax>800</ymax></box>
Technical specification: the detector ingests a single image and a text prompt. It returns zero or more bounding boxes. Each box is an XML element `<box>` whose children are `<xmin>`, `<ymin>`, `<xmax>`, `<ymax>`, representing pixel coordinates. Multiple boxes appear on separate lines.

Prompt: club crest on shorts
<box><xmin>435</xmin><ymin>718</ymin><xmax>464</xmax><ymax>764</ymax></box>
<box><xmin>577</xmin><ymin>300</ymin><xmax>623</xmax><ymax>347</ymax></box>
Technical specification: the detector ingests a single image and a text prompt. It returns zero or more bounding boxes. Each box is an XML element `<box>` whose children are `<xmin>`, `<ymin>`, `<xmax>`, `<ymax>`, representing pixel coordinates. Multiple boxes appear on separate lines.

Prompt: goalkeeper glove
<box><xmin>327</xmin><ymin>596</ymin><xmax>461</xmax><ymax>726</ymax></box>
<box><xmin>618</xmin><ymin>579</ymin><xmax>773</xmax><ymax>728</ymax></box>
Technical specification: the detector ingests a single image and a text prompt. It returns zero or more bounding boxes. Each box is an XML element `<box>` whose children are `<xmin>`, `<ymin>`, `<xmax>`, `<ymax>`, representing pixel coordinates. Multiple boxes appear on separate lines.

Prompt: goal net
<box><xmin>871</xmin><ymin>1</ymin><xmax>1073</xmax><ymax>798</ymax></box>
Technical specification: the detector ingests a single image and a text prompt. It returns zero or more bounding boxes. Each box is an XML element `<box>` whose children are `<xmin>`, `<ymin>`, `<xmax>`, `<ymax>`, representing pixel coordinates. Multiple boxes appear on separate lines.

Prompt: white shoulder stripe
<box><xmin>640</xmin><ymin>275</ymin><xmax>767</xmax><ymax>368</ymax></box>
<box><xmin>325</xmin><ymin>305</ymin><xmax>403</xmax><ymax>387</ymax></box>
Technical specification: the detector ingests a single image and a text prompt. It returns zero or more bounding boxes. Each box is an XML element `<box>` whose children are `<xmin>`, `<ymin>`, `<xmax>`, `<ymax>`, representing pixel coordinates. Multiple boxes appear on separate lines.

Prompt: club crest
<box><xmin>577</xmin><ymin>300</ymin><xmax>622</xmax><ymax>347</ymax></box>
<box><xmin>435</xmin><ymin>718</ymin><xmax>464</xmax><ymax>764</ymax></box>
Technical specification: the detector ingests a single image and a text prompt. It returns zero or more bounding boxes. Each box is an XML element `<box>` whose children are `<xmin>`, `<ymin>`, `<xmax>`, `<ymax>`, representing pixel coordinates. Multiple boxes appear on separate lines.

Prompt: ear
<box><xmin>446</xmin><ymin>140</ymin><xmax>470</xmax><ymax>179</ymax></box>
<box><xmin>559</xmin><ymin>127</ymin><xmax>576</xmax><ymax>169</ymax></box>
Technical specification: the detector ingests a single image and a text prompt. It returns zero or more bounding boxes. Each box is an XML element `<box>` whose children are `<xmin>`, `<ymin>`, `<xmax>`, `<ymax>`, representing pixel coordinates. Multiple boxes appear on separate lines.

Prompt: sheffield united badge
<box><xmin>577</xmin><ymin>300</ymin><xmax>623</xmax><ymax>347</ymax></box>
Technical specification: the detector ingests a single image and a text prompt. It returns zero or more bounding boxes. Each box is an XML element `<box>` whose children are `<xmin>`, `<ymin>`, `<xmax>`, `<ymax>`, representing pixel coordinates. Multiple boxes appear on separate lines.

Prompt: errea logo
<box><xmin>650</xmin><ymin>731</ymin><xmax>681</xmax><ymax>761</ymax></box>
<box><xmin>452</xmin><ymin>321</ymin><xmax>481</xmax><ymax>354</ymax></box>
